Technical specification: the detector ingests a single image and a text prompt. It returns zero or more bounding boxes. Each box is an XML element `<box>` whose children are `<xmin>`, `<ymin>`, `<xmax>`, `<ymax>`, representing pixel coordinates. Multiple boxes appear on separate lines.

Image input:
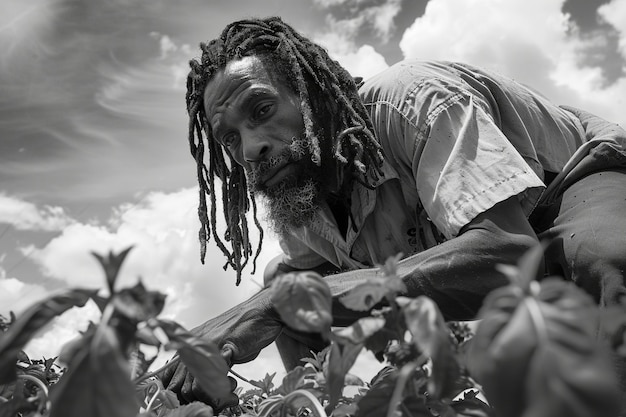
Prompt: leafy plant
<box><xmin>0</xmin><ymin>247</ymin><xmax>231</xmax><ymax>417</ymax></box>
<box><xmin>0</xmin><ymin>244</ymin><xmax>624</xmax><ymax>417</ymax></box>
<box><xmin>260</xmin><ymin>245</ymin><xmax>624</xmax><ymax>417</ymax></box>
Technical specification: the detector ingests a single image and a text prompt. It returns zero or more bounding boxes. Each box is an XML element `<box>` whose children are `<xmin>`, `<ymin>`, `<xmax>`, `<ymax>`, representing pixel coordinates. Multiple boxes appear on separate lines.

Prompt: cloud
<box><xmin>311</xmin><ymin>0</ymin><xmax>404</xmax><ymax>61</ymax></box>
<box><xmin>312</xmin><ymin>9</ymin><xmax>392</xmax><ymax>78</ymax></box>
<box><xmin>318</xmin><ymin>0</ymin><xmax>402</xmax><ymax>42</ymax></box>
<box><xmin>0</xmin><ymin>263</ymin><xmax>98</xmax><ymax>363</ymax></box>
<box><xmin>24</xmin><ymin>301</ymin><xmax>102</xmax><ymax>361</ymax></box>
<box><xmin>0</xmin><ymin>0</ymin><xmax>195</xmax><ymax>204</ymax></box>
<box><xmin>0</xmin><ymin>193</ymin><xmax>74</xmax><ymax>231</ymax></box>
<box><xmin>599</xmin><ymin>0</ymin><xmax>626</xmax><ymax>55</ymax></box>
<box><xmin>400</xmin><ymin>0</ymin><xmax>572</xmax><ymax>77</ymax></box>
<box><xmin>0</xmin><ymin>276</ymin><xmax>49</xmax><ymax>315</ymax></box>
<box><xmin>398</xmin><ymin>0</ymin><xmax>626</xmax><ymax>127</ymax></box>
<box><xmin>333</xmin><ymin>45</ymin><xmax>390</xmax><ymax>79</ymax></box>
<box><xmin>0</xmin><ymin>0</ymin><xmax>63</xmax><ymax>69</ymax></box>
<box><xmin>26</xmin><ymin>188</ymin><xmax>281</xmax><ymax>329</ymax></box>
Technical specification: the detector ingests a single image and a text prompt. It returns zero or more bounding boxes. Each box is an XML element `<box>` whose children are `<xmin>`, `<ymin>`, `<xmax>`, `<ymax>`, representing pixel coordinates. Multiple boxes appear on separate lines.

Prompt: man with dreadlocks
<box><xmin>162</xmin><ymin>16</ymin><xmax>626</xmax><ymax>406</ymax></box>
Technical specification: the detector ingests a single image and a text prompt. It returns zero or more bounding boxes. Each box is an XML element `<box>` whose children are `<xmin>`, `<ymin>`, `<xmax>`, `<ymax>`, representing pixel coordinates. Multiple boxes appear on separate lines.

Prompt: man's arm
<box><xmin>160</xmin><ymin>195</ymin><xmax>537</xmax><ymax>402</ymax></box>
<box><xmin>180</xmin><ymin>195</ymin><xmax>537</xmax><ymax>363</ymax></box>
<box><xmin>328</xmin><ymin>194</ymin><xmax>539</xmax><ymax>324</ymax></box>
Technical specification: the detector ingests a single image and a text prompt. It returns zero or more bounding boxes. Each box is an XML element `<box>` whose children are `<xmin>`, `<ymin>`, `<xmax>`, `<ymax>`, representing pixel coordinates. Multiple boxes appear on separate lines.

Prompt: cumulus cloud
<box><xmin>317</xmin><ymin>0</ymin><xmax>402</xmax><ymax>43</ymax></box>
<box><xmin>398</xmin><ymin>0</ymin><xmax>626</xmax><ymax>127</ymax></box>
<box><xmin>0</xmin><ymin>193</ymin><xmax>74</xmax><ymax>231</ymax></box>
<box><xmin>27</xmin><ymin>188</ymin><xmax>281</xmax><ymax>329</ymax></box>
<box><xmin>600</xmin><ymin>0</ymin><xmax>626</xmax><ymax>55</ymax></box>
<box><xmin>24</xmin><ymin>301</ymin><xmax>102</xmax><ymax>361</ymax></box>
<box><xmin>315</xmin><ymin>30</ymin><xmax>390</xmax><ymax>79</ymax></box>
<box><xmin>0</xmin><ymin>276</ymin><xmax>49</xmax><ymax>315</ymax></box>
<box><xmin>0</xmin><ymin>264</ymin><xmax>99</xmax><ymax>363</ymax></box>
<box><xmin>313</xmin><ymin>20</ymin><xmax>390</xmax><ymax>78</ymax></box>
<box><xmin>335</xmin><ymin>45</ymin><xmax>390</xmax><ymax>79</ymax></box>
<box><xmin>312</xmin><ymin>0</ymin><xmax>418</xmax><ymax>79</ymax></box>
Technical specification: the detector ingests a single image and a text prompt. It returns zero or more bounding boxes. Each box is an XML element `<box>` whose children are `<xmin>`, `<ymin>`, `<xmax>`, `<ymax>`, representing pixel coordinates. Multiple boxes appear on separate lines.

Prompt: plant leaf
<box><xmin>270</xmin><ymin>271</ymin><xmax>333</xmax><ymax>336</ymax></box>
<box><xmin>112</xmin><ymin>281</ymin><xmax>166</xmax><ymax>323</ymax></box>
<box><xmin>495</xmin><ymin>242</ymin><xmax>545</xmax><ymax>292</ymax></box>
<box><xmin>339</xmin><ymin>277</ymin><xmax>406</xmax><ymax>313</ymax></box>
<box><xmin>468</xmin><ymin>277</ymin><xmax>622</xmax><ymax>417</ymax></box>
<box><xmin>248</xmin><ymin>372</ymin><xmax>276</xmax><ymax>396</ymax></box>
<box><xmin>278</xmin><ymin>366</ymin><xmax>315</xmax><ymax>395</ymax></box>
<box><xmin>0</xmin><ymin>289</ymin><xmax>95</xmax><ymax>385</ymax></box>
<box><xmin>48</xmin><ymin>324</ymin><xmax>140</xmax><ymax>417</ymax></box>
<box><xmin>91</xmin><ymin>246</ymin><xmax>134</xmax><ymax>294</ymax></box>
<box><xmin>256</xmin><ymin>394</ymin><xmax>284</xmax><ymax>417</ymax></box>
<box><xmin>378</xmin><ymin>253</ymin><xmax>404</xmax><ymax>278</ymax></box>
<box><xmin>333</xmin><ymin>317</ymin><xmax>386</xmax><ymax>345</ymax></box>
<box><xmin>327</xmin><ymin>341</ymin><xmax>363</xmax><ymax>410</ymax></box>
<box><xmin>449</xmin><ymin>390</ymin><xmax>495</xmax><ymax>417</ymax></box>
<box><xmin>136</xmin><ymin>325</ymin><xmax>163</xmax><ymax>347</ymax></box>
<box><xmin>338</xmin><ymin>279</ymin><xmax>390</xmax><ymax>312</ymax></box>
<box><xmin>333</xmin><ymin>402</ymin><xmax>359</xmax><ymax>417</ymax></box>
<box><xmin>300</xmin><ymin>346</ymin><xmax>331</xmax><ymax>372</ymax></box>
<box><xmin>0</xmin><ymin>378</ymin><xmax>38</xmax><ymax>417</ymax></box>
<box><xmin>160</xmin><ymin>401</ymin><xmax>215</xmax><ymax>416</ymax></box>
<box><xmin>354</xmin><ymin>369</ymin><xmax>430</xmax><ymax>417</ymax></box>
<box><xmin>403</xmin><ymin>296</ymin><xmax>461</xmax><ymax>399</ymax></box>
<box><xmin>283</xmin><ymin>389</ymin><xmax>326</xmax><ymax>417</ymax></box>
<box><xmin>156</xmin><ymin>320</ymin><xmax>232</xmax><ymax>408</ymax></box>
<box><xmin>339</xmin><ymin>254</ymin><xmax>406</xmax><ymax>312</ymax></box>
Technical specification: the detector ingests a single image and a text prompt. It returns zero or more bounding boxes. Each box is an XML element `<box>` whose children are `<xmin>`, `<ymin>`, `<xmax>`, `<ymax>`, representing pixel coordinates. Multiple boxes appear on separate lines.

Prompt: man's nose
<box><xmin>241</xmin><ymin>130</ymin><xmax>271</xmax><ymax>163</ymax></box>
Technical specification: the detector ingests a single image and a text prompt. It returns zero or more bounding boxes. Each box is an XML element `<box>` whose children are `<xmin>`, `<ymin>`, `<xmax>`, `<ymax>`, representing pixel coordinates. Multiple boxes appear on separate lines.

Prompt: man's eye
<box><xmin>222</xmin><ymin>133</ymin><xmax>238</xmax><ymax>147</ymax></box>
<box><xmin>254</xmin><ymin>103</ymin><xmax>273</xmax><ymax>119</ymax></box>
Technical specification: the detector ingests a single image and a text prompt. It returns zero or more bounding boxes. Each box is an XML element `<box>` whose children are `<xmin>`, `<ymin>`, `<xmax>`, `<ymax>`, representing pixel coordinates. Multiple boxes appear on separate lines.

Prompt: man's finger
<box><xmin>221</xmin><ymin>344</ymin><xmax>235</xmax><ymax>366</ymax></box>
<box><xmin>180</xmin><ymin>372</ymin><xmax>196</xmax><ymax>404</ymax></box>
<box><xmin>156</xmin><ymin>356</ymin><xmax>182</xmax><ymax>388</ymax></box>
<box><xmin>163</xmin><ymin>363</ymin><xmax>185</xmax><ymax>392</ymax></box>
<box><xmin>190</xmin><ymin>377</ymin><xmax>239</xmax><ymax>409</ymax></box>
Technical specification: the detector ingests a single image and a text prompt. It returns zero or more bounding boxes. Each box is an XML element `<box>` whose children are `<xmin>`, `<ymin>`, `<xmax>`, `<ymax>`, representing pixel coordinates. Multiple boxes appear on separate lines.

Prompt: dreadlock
<box><xmin>186</xmin><ymin>16</ymin><xmax>385</xmax><ymax>285</ymax></box>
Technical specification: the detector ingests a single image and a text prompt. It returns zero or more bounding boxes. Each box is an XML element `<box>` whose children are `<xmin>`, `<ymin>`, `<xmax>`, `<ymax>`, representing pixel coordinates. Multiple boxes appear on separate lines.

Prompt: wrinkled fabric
<box><xmin>279</xmin><ymin>60</ymin><xmax>586</xmax><ymax>270</ymax></box>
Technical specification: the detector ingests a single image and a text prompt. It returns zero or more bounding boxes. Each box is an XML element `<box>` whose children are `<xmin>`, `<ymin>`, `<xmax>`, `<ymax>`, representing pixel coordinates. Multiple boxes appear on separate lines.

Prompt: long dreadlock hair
<box><xmin>186</xmin><ymin>16</ymin><xmax>385</xmax><ymax>285</ymax></box>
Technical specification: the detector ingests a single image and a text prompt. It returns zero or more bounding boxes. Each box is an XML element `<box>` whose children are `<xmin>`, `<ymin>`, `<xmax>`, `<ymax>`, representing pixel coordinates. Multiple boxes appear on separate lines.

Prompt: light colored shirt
<box><xmin>279</xmin><ymin>60</ymin><xmax>586</xmax><ymax>270</ymax></box>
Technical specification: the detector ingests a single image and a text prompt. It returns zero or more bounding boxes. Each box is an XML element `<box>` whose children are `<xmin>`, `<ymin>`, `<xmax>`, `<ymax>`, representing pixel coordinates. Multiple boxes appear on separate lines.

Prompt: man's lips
<box><xmin>262</xmin><ymin>163</ymin><xmax>294</xmax><ymax>188</ymax></box>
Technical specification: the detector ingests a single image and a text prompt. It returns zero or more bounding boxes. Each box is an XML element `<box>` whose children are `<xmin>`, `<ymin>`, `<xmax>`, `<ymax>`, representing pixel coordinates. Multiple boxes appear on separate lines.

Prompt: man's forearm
<box><xmin>323</xmin><ymin>213</ymin><xmax>538</xmax><ymax>322</ymax></box>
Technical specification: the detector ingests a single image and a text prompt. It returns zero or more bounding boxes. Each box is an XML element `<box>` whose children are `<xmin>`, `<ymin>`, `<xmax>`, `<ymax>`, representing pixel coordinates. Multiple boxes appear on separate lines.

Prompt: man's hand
<box><xmin>158</xmin><ymin>289</ymin><xmax>283</xmax><ymax>405</ymax></box>
<box><xmin>159</xmin><ymin>357</ymin><xmax>239</xmax><ymax>408</ymax></box>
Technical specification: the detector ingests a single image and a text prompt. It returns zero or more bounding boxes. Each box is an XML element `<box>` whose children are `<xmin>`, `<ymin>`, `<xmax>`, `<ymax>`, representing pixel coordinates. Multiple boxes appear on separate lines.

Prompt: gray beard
<box><xmin>247</xmin><ymin>138</ymin><xmax>325</xmax><ymax>236</ymax></box>
<box><xmin>259</xmin><ymin>178</ymin><xmax>321</xmax><ymax>235</ymax></box>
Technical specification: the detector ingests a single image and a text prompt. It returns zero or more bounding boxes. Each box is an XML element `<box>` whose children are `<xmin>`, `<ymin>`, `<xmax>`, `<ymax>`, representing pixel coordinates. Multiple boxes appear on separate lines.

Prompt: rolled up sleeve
<box><xmin>416</xmin><ymin>95</ymin><xmax>545</xmax><ymax>237</ymax></box>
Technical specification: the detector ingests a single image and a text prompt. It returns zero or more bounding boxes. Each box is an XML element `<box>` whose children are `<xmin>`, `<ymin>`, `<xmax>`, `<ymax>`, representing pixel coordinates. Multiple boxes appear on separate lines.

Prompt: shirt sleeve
<box><xmin>415</xmin><ymin>95</ymin><xmax>545</xmax><ymax>238</ymax></box>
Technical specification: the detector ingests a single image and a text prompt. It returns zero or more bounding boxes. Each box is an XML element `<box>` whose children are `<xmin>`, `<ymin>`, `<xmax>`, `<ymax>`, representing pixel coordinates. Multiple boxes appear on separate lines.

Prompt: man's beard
<box><xmin>247</xmin><ymin>139</ymin><xmax>327</xmax><ymax>235</ymax></box>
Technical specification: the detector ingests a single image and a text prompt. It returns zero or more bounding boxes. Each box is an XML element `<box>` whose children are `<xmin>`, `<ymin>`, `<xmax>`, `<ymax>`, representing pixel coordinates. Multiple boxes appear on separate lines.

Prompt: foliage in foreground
<box><xmin>0</xmin><ymin>245</ymin><xmax>625</xmax><ymax>417</ymax></box>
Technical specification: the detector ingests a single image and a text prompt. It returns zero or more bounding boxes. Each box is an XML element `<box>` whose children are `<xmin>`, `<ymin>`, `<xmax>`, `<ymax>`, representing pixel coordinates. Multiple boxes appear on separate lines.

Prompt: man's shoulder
<box><xmin>361</xmin><ymin>59</ymin><xmax>460</xmax><ymax>84</ymax></box>
<box><xmin>359</xmin><ymin>60</ymin><xmax>470</xmax><ymax>102</ymax></box>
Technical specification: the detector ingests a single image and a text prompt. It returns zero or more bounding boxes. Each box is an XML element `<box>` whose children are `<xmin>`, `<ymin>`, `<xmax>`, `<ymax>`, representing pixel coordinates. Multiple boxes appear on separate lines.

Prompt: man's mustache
<box><xmin>248</xmin><ymin>138</ymin><xmax>308</xmax><ymax>189</ymax></box>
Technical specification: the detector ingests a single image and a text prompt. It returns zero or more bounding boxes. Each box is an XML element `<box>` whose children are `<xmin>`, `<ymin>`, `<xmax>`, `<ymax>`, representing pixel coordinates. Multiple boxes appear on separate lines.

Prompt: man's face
<box><xmin>203</xmin><ymin>55</ymin><xmax>326</xmax><ymax>233</ymax></box>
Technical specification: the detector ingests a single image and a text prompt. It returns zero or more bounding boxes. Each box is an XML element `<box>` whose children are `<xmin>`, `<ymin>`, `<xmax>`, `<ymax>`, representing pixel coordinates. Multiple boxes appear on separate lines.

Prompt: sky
<box><xmin>1</xmin><ymin>0</ymin><xmax>626</xmax><ymax>386</ymax></box>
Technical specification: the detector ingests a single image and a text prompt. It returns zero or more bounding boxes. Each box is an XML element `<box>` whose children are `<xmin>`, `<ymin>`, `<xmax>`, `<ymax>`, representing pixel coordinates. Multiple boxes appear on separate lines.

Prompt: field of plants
<box><xmin>0</xmin><ymin>245</ymin><xmax>624</xmax><ymax>417</ymax></box>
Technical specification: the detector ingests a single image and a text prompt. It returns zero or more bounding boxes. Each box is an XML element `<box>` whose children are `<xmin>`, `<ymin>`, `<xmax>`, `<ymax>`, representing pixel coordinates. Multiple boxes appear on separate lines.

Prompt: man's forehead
<box><xmin>225</xmin><ymin>55</ymin><xmax>266</xmax><ymax>76</ymax></box>
<box><xmin>203</xmin><ymin>56</ymin><xmax>273</xmax><ymax>114</ymax></box>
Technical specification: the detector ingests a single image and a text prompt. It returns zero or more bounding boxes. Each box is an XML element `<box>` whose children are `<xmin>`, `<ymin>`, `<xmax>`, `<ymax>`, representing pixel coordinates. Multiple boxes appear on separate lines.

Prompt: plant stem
<box><xmin>228</xmin><ymin>368</ymin><xmax>252</xmax><ymax>384</ymax></box>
